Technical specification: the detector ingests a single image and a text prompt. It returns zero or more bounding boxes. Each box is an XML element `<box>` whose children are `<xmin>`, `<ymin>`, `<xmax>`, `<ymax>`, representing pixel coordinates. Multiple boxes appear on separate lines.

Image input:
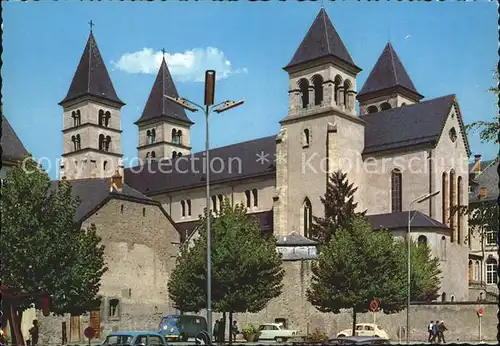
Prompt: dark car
<box><xmin>158</xmin><ymin>314</ymin><xmax>207</xmax><ymax>342</ymax></box>
<box><xmin>323</xmin><ymin>336</ymin><xmax>390</xmax><ymax>345</ymax></box>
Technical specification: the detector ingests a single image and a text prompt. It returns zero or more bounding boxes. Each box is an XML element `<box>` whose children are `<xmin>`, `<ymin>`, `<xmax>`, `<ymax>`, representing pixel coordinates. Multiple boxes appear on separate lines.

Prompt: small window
<box><xmin>218</xmin><ymin>194</ymin><xmax>223</xmax><ymax>209</ymax></box>
<box><xmin>252</xmin><ymin>189</ymin><xmax>258</xmax><ymax>207</ymax></box>
<box><xmin>108</xmin><ymin>298</ymin><xmax>120</xmax><ymax>319</ymax></box>
<box><xmin>187</xmin><ymin>200</ymin><xmax>192</xmax><ymax>216</ymax></box>
<box><xmin>212</xmin><ymin>195</ymin><xmax>217</xmax><ymax>213</ymax></box>
<box><xmin>120</xmin><ymin>204</ymin><xmax>124</xmax><ymax>213</ymax></box>
<box><xmin>143</xmin><ymin>208</ymin><xmax>146</xmax><ymax>217</ymax></box>
<box><xmin>417</xmin><ymin>235</ymin><xmax>427</xmax><ymax>247</ymax></box>
<box><xmin>303</xmin><ymin>129</ymin><xmax>310</xmax><ymax>147</ymax></box>
<box><xmin>486</xmin><ymin>231</ymin><xmax>497</xmax><ymax>245</ymax></box>
<box><xmin>449</xmin><ymin>127</ymin><xmax>457</xmax><ymax>142</ymax></box>
<box><xmin>380</xmin><ymin>102</ymin><xmax>392</xmax><ymax>111</ymax></box>
<box><xmin>486</xmin><ymin>257</ymin><xmax>498</xmax><ymax>285</ymax></box>
<box><xmin>450</xmin><ymin>295</ymin><xmax>455</xmax><ymax>302</ymax></box>
<box><xmin>172</xmin><ymin>151</ymin><xmax>177</xmax><ymax>158</ymax></box>
<box><xmin>181</xmin><ymin>200</ymin><xmax>186</xmax><ymax>217</ymax></box>
<box><xmin>103</xmin><ymin>161</ymin><xmax>108</xmax><ymax>171</ymax></box>
<box><xmin>245</xmin><ymin>190</ymin><xmax>251</xmax><ymax>208</ymax></box>
<box><xmin>441</xmin><ymin>292</ymin><xmax>446</xmax><ymax>302</ymax></box>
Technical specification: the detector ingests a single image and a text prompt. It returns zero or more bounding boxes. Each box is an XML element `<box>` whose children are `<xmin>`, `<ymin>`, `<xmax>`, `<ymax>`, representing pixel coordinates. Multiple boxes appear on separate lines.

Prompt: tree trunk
<box><xmin>222</xmin><ymin>312</ymin><xmax>226</xmax><ymax>343</ymax></box>
<box><xmin>7</xmin><ymin>304</ymin><xmax>24</xmax><ymax>346</ymax></box>
<box><xmin>351</xmin><ymin>309</ymin><xmax>357</xmax><ymax>337</ymax></box>
<box><xmin>228</xmin><ymin>311</ymin><xmax>233</xmax><ymax>345</ymax></box>
<box><xmin>69</xmin><ymin>315</ymin><xmax>81</xmax><ymax>342</ymax></box>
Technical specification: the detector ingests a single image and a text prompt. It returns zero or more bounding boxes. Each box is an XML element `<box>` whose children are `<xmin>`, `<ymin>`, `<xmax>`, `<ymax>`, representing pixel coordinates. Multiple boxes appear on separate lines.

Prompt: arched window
<box><xmin>303</xmin><ymin>129</ymin><xmax>310</xmax><ymax>147</ymax></box>
<box><xmin>486</xmin><ymin>257</ymin><xmax>498</xmax><ymax>284</ymax></box>
<box><xmin>366</xmin><ymin>105</ymin><xmax>378</xmax><ymax>114</ymax></box>
<box><xmin>75</xmin><ymin>134</ymin><xmax>81</xmax><ymax>150</ymax></box>
<box><xmin>104</xmin><ymin>111</ymin><xmax>111</xmax><ymax>127</ymax></box>
<box><xmin>177</xmin><ymin>152</ymin><xmax>182</xmax><ymax>158</ymax></box>
<box><xmin>441</xmin><ymin>292</ymin><xmax>446</xmax><ymax>302</ymax></box>
<box><xmin>151</xmin><ymin>151</ymin><xmax>156</xmax><ymax>162</ymax></box>
<box><xmin>474</xmin><ymin>261</ymin><xmax>480</xmax><ymax>281</ymax></box>
<box><xmin>72</xmin><ymin>110</ymin><xmax>81</xmax><ymax>127</ymax></box>
<box><xmin>343</xmin><ymin>80</ymin><xmax>352</xmax><ymax>110</ymax></box>
<box><xmin>457</xmin><ymin>176</ymin><xmax>462</xmax><ymax>244</ymax></box>
<box><xmin>245</xmin><ymin>190</ymin><xmax>251</xmax><ymax>208</ymax></box>
<box><xmin>442</xmin><ymin>172</ymin><xmax>448</xmax><ymax>224</ymax></box>
<box><xmin>98</xmin><ymin>109</ymin><xmax>104</xmax><ymax>126</ymax></box>
<box><xmin>391</xmin><ymin>169</ymin><xmax>402</xmax><ymax>212</ymax></box>
<box><xmin>303</xmin><ymin>197</ymin><xmax>312</xmax><ymax>238</ymax></box>
<box><xmin>99</xmin><ymin>134</ymin><xmax>105</xmax><ymax>150</ymax></box>
<box><xmin>298</xmin><ymin>78</ymin><xmax>309</xmax><ymax>108</ymax></box>
<box><xmin>172</xmin><ymin>129</ymin><xmax>181</xmax><ymax>144</ymax></box>
<box><xmin>103</xmin><ymin>161</ymin><xmax>108</xmax><ymax>171</ymax></box>
<box><xmin>172</xmin><ymin>151</ymin><xmax>177</xmax><ymax>158</ymax></box>
<box><xmin>105</xmin><ymin>136</ymin><xmax>111</xmax><ymax>151</ymax></box>
<box><xmin>468</xmin><ymin>260</ymin><xmax>473</xmax><ymax>283</ymax></box>
<box><xmin>334</xmin><ymin>75</ymin><xmax>343</xmax><ymax>106</ymax></box>
<box><xmin>417</xmin><ymin>235</ymin><xmax>427</xmax><ymax>247</ymax></box>
<box><xmin>449</xmin><ymin>169</ymin><xmax>455</xmax><ymax>242</ymax></box>
<box><xmin>440</xmin><ymin>236</ymin><xmax>446</xmax><ymax>260</ymax></box>
<box><xmin>187</xmin><ymin>200</ymin><xmax>192</xmax><ymax>216</ymax></box>
<box><xmin>181</xmin><ymin>200</ymin><xmax>186</xmax><ymax>217</ymax></box>
<box><xmin>211</xmin><ymin>195</ymin><xmax>217</xmax><ymax>213</ymax></box>
<box><xmin>151</xmin><ymin>129</ymin><xmax>156</xmax><ymax>143</ymax></box>
<box><xmin>311</xmin><ymin>74</ymin><xmax>323</xmax><ymax>106</ymax></box>
<box><xmin>146</xmin><ymin>130</ymin><xmax>151</xmax><ymax>144</ymax></box>
<box><xmin>380</xmin><ymin>102</ymin><xmax>392</xmax><ymax>111</ymax></box>
<box><xmin>218</xmin><ymin>194</ymin><xmax>223</xmax><ymax>209</ymax></box>
<box><xmin>252</xmin><ymin>189</ymin><xmax>258</xmax><ymax>207</ymax></box>
<box><xmin>177</xmin><ymin>130</ymin><xmax>183</xmax><ymax>145</ymax></box>
<box><xmin>72</xmin><ymin>135</ymin><xmax>77</xmax><ymax>151</ymax></box>
<box><xmin>450</xmin><ymin>295</ymin><xmax>455</xmax><ymax>302</ymax></box>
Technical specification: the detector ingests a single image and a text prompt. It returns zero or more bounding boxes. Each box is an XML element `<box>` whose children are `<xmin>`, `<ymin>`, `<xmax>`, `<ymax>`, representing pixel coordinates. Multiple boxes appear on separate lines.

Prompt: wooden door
<box><xmin>69</xmin><ymin>315</ymin><xmax>81</xmax><ymax>342</ymax></box>
<box><xmin>90</xmin><ymin>311</ymin><xmax>101</xmax><ymax>339</ymax></box>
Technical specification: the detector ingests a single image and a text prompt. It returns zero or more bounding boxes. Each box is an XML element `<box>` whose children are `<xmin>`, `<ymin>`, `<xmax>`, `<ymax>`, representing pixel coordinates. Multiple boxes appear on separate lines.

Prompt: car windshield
<box><xmin>161</xmin><ymin>316</ymin><xmax>179</xmax><ymax>326</ymax></box>
<box><xmin>102</xmin><ymin>335</ymin><xmax>133</xmax><ymax>346</ymax></box>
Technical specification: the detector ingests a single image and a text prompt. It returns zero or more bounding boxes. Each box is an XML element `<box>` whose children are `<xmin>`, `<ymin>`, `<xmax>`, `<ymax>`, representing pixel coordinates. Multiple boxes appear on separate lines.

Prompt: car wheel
<box><xmin>374</xmin><ymin>335</ymin><xmax>380</xmax><ymax>338</ymax></box>
<box><xmin>338</xmin><ymin>334</ymin><xmax>345</xmax><ymax>337</ymax></box>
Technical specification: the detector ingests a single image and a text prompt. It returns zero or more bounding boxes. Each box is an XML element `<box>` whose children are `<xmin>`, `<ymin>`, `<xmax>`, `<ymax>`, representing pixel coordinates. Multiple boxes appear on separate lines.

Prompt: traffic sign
<box><xmin>477</xmin><ymin>308</ymin><xmax>483</xmax><ymax>317</ymax></box>
<box><xmin>84</xmin><ymin>327</ymin><xmax>95</xmax><ymax>340</ymax></box>
<box><xmin>370</xmin><ymin>300</ymin><xmax>379</xmax><ymax>312</ymax></box>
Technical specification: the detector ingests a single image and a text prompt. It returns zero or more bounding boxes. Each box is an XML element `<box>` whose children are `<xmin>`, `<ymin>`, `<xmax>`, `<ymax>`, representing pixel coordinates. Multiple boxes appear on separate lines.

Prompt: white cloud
<box><xmin>111</xmin><ymin>47</ymin><xmax>247</xmax><ymax>82</ymax></box>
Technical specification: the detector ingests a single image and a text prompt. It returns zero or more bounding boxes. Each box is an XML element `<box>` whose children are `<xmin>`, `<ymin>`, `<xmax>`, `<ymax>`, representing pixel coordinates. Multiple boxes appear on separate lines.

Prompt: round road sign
<box><xmin>370</xmin><ymin>300</ymin><xmax>379</xmax><ymax>312</ymax></box>
<box><xmin>84</xmin><ymin>327</ymin><xmax>95</xmax><ymax>339</ymax></box>
<box><xmin>477</xmin><ymin>308</ymin><xmax>483</xmax><ymax>316</ymax></box>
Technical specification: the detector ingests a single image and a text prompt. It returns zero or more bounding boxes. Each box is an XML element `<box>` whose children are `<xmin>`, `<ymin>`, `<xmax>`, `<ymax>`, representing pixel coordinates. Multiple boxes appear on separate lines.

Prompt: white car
<box><xmin>258</xmin><ymin>323</ymin><xmax>298</xmax><ymax>342</ymax></box>
<box><xmin>337</xmin><ymin>323</ymin><xmax>389</xmax><ymax>339</ymax></box>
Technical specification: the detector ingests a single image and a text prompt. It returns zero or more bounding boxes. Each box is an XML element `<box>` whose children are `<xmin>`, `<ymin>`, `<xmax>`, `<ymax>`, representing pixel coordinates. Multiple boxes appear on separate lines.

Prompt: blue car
<box><xmin>158</xmin><ymin>314</ymin><xmax>207</xmax><ymax>342</ymax></box>
<box><xmin>101</xmin><ymin>331</ymin><xmax>168</xmax><ymax>346</ymax></box>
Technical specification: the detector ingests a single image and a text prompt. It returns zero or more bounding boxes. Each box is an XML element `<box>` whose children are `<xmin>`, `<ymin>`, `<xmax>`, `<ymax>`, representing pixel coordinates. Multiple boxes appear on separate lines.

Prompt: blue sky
<box><xmin>3</xmin><ymin>1</ymin><xmax>498</xmax><ymax>179</ymax></box>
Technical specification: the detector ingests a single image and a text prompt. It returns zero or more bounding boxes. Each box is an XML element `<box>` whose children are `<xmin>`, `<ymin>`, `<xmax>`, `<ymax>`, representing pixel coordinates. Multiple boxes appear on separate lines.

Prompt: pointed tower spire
<box><xmin>284</xmin><ymin>8</ymin><xmax>360</xmax><ymax>73</ymax></box>
<box><xmin>358</xmin><ymin>42</ymin><xmax>423</xmax><ymax>102</ymax></box>
<box><xmin>59</xmin><ymin>31</ymin><xmax>124</xmax><ymax>106</ymax></box>
<box><xmin>135</xmin><ymin>55</ymin><xmax>193</xmax><ymax>125</ymax></box>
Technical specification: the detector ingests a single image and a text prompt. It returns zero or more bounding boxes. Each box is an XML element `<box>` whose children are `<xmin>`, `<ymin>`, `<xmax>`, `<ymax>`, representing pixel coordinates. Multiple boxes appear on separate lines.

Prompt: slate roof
<box><xmin>50</xmin><ymin>178</ymin><xmax>154</xmax><ymax>223</ymax></box>
<box><xmin>177</xmin><ymin>210</ymin><xmax>273</xmax><ymax>243</ymax></box>
<box><xmin>1</xmin><ymin>115</ymin><xmax>28</xmax><ymax>163</ymax></box>
<box><xmin>468</xmin><ymin>158</ymin><xmax>499</xmax><ymax>203</ymax></box>
<box><xmin>59</xmin><ymin>32</ymin><xmax>124</xmax><ymax>106</ymax></box>
<box><xmin>135</xmin><ymin>57</ymin><xmax>192</xmax><ymax>125</ymax></box>
<box><xmin>276</xmin><ymin>232</ymin><xmax>318</xmax><ymax>246</ymax></box>
<box><xmin>358</xmin><ymin>42</ymin><xmax>423</xmax><ymax>100</ymax></box>
<box><xmin>360</xmin><ymin>94</ymin><xmax>467</xmax><ymax>154</ymax></box>
<box><xmin>284</xmin><ymin>8</ymin><xmax>360</xmax><ymax>71</ymax></box>
<box><xmin>366</xmin><ymin>211</ymin><xmax>450</xmax><ymax>231</ymax></box>
<box><xmin>124</xmin><ymin>135</ymin><xmax>277</xmax><ymax>195</ymax></box>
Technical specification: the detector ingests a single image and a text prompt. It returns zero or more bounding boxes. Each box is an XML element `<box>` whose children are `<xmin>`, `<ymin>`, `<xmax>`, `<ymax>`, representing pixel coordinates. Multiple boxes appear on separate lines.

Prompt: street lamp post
<box><xmin>406</xmin><ymin>191</ymin><xmax>440</xmax><ymax>344</ymax></box>
<box><xmin>165</xmin><ymin>70</ymin><xmax>244</xmax><ymax>343</ymax></box>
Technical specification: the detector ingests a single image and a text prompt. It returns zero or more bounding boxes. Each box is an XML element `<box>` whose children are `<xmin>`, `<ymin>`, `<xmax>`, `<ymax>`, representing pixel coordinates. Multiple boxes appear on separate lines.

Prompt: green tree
<box><xmin>307</xmin><ymin>216</ymin><xmax>441</xmax><ymax>336</ymax></box>
<box><xmin>168</xmin><ymin>199</ymin><xmax>284</xmax><ymax>342</ymax></box>
<box><xmin>309</xmin><ymin>170</ymin><xmax>366</xmax><ymax>245</ymax></box>
<box><xmin>465</xmin><ymin>68</ymin><xmax>499</xmax><ymax>144</ymax></box>
<box><xmin>1</xmin><ymin>157</ymin><xmax>107</xmax><ymax>333</ymax></box>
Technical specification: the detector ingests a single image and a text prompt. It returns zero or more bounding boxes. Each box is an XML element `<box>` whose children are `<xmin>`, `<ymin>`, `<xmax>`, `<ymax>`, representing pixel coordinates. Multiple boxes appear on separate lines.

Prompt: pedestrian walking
<box><xmin>427</xmin><ymin>321</ymin><xmax>434</xmax><ymax>342</ymax></box>
<box><xmin>438</xmin><ymin>320</ymin><xmax>447</xmax><ymax>344</ymax></box>
<box><xmin>28</xmin><ymin>320</ymin><xmax>38</xmax><ymax>346</ymax></box>
<box><xmin>213</xmin><ymin>319</ymin><xmax>219</xmax><ymax>342</ymax></box>
<box><xmin>431</xmin><ymin>319</ymin><xmax>439</xmax><ymax>343</ymax></box>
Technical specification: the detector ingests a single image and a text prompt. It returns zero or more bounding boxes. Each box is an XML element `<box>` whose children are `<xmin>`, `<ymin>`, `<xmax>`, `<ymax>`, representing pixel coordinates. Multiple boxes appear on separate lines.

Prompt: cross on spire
<box><xmin>161</xmin><ymin>48</ymin><xmax>166</xmax><ymax>58</ymax></box>
<box><xmin>89</xmin><ymin>20</ymin><xmax>95</xmax><ymax>33</ymax></box>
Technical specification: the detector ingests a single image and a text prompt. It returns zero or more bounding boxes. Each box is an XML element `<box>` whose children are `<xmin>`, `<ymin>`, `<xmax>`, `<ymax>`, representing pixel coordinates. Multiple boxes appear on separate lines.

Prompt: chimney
<box><xmin>479</xmin><ymin>186</ymin><xmax>488</xmax><ymax>199</ymax></box>
<box><xmin>474</xmin><ymin>154</ymin><xmax>482</xmax><ymax>174</ymax></box>
<box><xmin>110</xmin><ymin>170</ymin><xmax>124</xmax><ymax>192</ymax></box>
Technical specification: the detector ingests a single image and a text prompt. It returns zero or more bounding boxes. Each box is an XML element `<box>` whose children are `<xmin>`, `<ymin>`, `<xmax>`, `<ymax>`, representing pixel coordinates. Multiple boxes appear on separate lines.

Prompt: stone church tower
<box><xmin>357</xmin><ymin>42</ymin><xmax>424</xmax><ymax>114</ymax></box>
<box><xmin>273</xmin><ymin>8</ymin><xmax>365</xmax><ymax>238</ymax></box>
<box><xmin>59</xmin><ymin>31</ymin><xmax>125</xmax><ymax>180</ymax></box>
<box><xmin>135</xmin><ymin>56</ymin><xmax>194</xmax><ymax>162</ymax></box>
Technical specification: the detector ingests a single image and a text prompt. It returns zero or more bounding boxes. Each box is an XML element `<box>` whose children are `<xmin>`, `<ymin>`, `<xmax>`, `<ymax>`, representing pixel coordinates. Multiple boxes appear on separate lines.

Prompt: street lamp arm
<box><xmin>209</xmin><ymin>100</ymin><xmax>229</xmax><ymax>113</ymax></box>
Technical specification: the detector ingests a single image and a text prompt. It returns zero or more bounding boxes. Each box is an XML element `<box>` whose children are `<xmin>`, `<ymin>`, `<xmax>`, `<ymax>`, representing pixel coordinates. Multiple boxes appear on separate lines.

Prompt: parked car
<box><xmin>101</xmin><ymin>331</ymin><xmax>168</xmax><ymax>346</ymax></box>
<box><xmin>258</xmin><ymin>322</ymin><xmax>298</xmax><ymax>342</ymax></box>
<box><xmin>336</xmin><ymin>324</ymin><xmax>389</xmax><ymax>339</ymax></box>
<box><xmin>324</xmin><ymin>336</ymin><xmax>390</xmax><ymax>345</ymax></box>
<box><xmin>158</xmin><ymin>314</ymin><xmax>207</xmax><ymax>342</ymax></box>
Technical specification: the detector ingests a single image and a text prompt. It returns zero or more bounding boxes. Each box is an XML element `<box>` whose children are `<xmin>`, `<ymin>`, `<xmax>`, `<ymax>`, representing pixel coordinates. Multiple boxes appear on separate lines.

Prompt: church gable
<box><xmin>433</xmin><ymin>99</ymin><xmax>471</xmax><ymax>158</ymax></box>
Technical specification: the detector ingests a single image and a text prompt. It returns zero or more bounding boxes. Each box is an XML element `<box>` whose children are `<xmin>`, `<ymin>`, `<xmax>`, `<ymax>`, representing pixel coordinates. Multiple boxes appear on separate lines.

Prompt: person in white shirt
<box><xmin>428</xmin><ymin>321</ymin><xmax>434</xmax><ymax>342</ymax></box>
